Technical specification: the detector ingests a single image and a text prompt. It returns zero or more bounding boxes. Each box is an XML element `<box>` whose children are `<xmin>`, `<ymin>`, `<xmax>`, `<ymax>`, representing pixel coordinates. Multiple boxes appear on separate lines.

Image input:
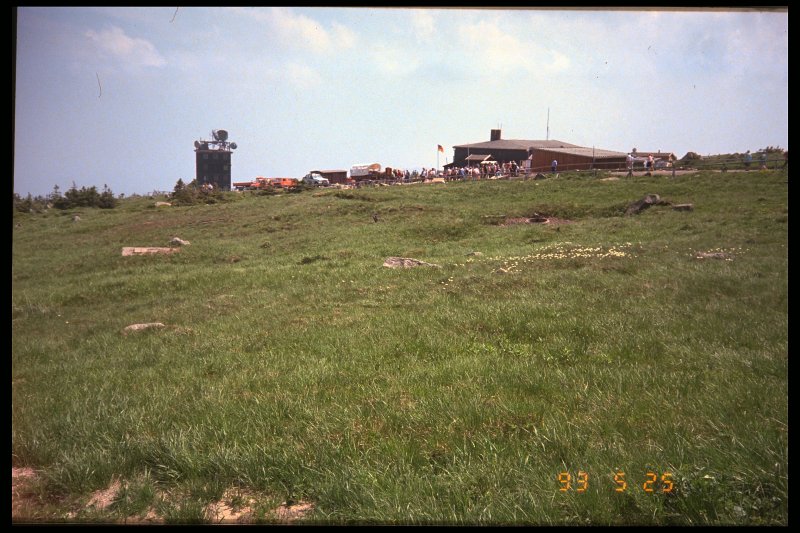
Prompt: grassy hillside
<box><xmin>12</xmin><ymin>170</ymin><xmax>788</xmax><ymax>525</ymax></box>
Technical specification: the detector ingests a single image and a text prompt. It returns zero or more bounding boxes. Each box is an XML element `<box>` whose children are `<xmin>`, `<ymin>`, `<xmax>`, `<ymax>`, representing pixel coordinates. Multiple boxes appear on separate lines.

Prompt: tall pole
<box><xmin>546</xmin><ymin>108</ymin><xmax>550</xmax><ymax>140</ymax></box>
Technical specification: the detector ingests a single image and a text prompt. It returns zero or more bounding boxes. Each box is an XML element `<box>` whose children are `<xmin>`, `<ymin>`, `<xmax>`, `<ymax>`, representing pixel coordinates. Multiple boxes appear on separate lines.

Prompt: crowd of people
<box><xmin>411</xmin><ymin>160</ymin><xmax>526</xmax><ymax>182</ymax></box>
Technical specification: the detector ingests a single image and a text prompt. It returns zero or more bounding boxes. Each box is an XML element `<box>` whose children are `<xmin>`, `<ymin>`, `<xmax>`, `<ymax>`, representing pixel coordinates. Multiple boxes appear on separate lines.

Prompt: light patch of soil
<box><xmin>272</xmin><ymin>501</ymin><xmax>315</xmax><ymax>523</ymax></box>
<box><xmin>205</xmin><ymin>489</ymin><xmax>257</xmax><ymax>524</ymax></box>
<box><xmin>12</xmin><ymin>467</ymin><xmax>39</xmax><ymax>520</ymax></box>
<box><xmin>86</xmin><ymin>479</ymin><xmax>121</xmax><ymax>511</ymax></box>
<box><xmin>123</xmin><ymin>508</ymin><xmax>163</xmax><ymax>524</ymax></box>
<box><xmin>12</xmin><ymin>469</ymin><xmax>314</xmax><ymax>525</ymax></box>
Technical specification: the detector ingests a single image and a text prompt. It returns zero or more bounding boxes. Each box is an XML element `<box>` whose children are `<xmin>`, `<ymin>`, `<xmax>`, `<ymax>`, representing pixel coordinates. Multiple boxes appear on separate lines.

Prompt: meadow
<box><xmin>11</xmin><ymin>170</ymin><xmax>788</xmax><ymax>524</ymax></box>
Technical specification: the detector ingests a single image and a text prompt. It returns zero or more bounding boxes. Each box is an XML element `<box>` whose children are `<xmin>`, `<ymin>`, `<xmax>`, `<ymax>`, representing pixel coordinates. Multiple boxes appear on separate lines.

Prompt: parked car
<box><xmin>301</xmin><ymin>172</ymin><xmax>330</xmax><ymax>187</ymax></box>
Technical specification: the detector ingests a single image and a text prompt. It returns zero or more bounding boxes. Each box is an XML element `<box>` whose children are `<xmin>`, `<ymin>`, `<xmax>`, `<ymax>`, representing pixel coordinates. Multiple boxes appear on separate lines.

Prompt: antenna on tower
<box><xmin>546</xmin><ymin>108</ymin><xmax>550</xmax><ymax>141</ymax></box>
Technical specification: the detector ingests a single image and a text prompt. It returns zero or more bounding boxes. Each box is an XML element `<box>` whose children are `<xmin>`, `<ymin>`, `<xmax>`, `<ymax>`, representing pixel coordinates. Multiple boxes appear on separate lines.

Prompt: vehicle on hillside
<box><xmin>232</xmin><ymin>176</ymin><xmax>298</xmax><ymax>191</ymax></box>
<box><xmin>301</xmin><ymin>172</ymin><xmax>330</xmax><ymax>187</ymax></box>
<box><xmin>350</xmin><ymin>163</ymin><xmax>382</xmax><ymax>180</ymax></box>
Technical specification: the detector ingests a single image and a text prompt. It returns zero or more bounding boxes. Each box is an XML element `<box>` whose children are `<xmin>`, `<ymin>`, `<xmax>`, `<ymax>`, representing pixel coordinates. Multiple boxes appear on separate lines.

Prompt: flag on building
<box><xmin>438</xmin><ymin>145</ymin><xmax>444</xmax><ymax>153</ymax></box>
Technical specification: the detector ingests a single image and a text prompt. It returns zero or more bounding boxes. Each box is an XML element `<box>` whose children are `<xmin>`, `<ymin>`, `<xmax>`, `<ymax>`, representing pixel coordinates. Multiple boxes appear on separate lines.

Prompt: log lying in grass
<box><xmin>625</xmin><ymin>194</ymin><xmax>672</xmax><ymax>215</ymax></box>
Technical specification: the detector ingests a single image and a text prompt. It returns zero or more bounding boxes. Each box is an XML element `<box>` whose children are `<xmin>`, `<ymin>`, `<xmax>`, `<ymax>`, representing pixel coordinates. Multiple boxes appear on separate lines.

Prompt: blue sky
<box><xmin>14</xmin><ymin>7</ymin><xmax>788</xmax><ymax>198</ymax></box>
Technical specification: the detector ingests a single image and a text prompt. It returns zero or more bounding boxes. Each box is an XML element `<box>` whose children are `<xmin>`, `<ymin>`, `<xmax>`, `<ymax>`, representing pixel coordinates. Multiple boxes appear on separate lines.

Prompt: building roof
<box><xmin>534</xmin><ymin>146</ymin><xmax>628</xmax><ymax>159</ymax></box>
<box><xmin>631</xmin><ymin>151</ymin><xmax>675</xmax><ymax>159</ymax></box>
<box><xmin>453</xmin><ymin>139</ymin><xmax>583</xmax><ymax>151</ymax></box>
<box><xmin>464</xmin><ymin>154</ymin><xmax>493</xmax><ymax>162</ymax></box>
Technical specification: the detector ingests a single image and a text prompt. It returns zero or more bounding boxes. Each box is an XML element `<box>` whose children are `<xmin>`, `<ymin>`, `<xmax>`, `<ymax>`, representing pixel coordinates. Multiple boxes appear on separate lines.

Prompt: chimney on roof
<box><xmin>490</xmin><ymin>129</ymin><xmax>501</xmax><ymax>142</ymax></box>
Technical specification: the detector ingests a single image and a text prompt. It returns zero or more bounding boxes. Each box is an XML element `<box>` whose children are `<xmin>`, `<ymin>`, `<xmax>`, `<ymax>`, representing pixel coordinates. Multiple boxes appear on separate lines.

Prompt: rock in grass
<box><xmin>383</xmin><ymin>257</ymin><xmax>441</xmax><ymax>268</ymax></box>
<box><xmin>121</xmin><ymin>247</ymin><xmax>179</xmax><ymax>256</ymax></box>
<box><xmin>695</xmin><ymin>252</ymin><xmax>732</xmax><ymax>260</ymax></box>
<box><xmin>123</xmin><ymin>322</ymin><xmax>166</xmax><ymax>334</ymax></box>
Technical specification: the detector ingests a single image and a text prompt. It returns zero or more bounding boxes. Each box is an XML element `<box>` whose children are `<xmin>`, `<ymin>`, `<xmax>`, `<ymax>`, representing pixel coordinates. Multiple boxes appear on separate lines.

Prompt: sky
<box><xmin>13</xmin><ymin>6</ymin><xmax>788</xmax><ymax>198</ymax></box>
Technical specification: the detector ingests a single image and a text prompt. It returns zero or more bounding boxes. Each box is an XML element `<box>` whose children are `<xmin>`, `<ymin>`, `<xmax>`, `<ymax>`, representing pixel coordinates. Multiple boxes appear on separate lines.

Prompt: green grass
<box><xmin>12</xmin><ymin>171</ymin><xmax>788</xmax><ymax>525</ymax></box>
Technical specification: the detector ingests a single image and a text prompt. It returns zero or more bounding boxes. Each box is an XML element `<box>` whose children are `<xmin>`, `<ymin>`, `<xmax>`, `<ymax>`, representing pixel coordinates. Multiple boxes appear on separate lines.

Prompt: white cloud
<box><xmin>331</xmin><ymin>22</ymin><xmax>357</xmax><ymax>49</ymax></box>
<box><xmin>458</xmin><ymin>18</ymin><xmax>571</xmax><ymax>75</ymax></box>
<box><xmin>242</xmin><ymin>7</ymin><xmax>356</xmax><ymax>54</ymax></box>
<box><xmin>371</xmin><ymin>43</ymin><xmax>420</xmax><ymax>77</ymax></box>
<box><xmin>411</xmin><ymin>9</ymin><xmax>436</xmax><ymax>40</ymax></box>
<box><xmin>285</xmin><ymin>63</ymin><xmax>322</xmax><ymax>88</ymax></box>
<box><xmin>720</xmin><ymin>13</ymin><xmax>788</xmax><ymax>80</ymax></box>
<box><xmin>85</xmin><ymin>26</ymin><xmax>166</xmax><ymax>68</ymax></box>
<box><xmin>270</xmin><ymin>7</ymin><xmax>331</xmax><ymax>51</ymax></box>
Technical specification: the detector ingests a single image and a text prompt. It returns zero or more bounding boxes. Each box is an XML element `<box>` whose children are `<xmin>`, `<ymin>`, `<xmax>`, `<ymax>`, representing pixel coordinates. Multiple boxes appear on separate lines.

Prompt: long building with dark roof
<box><xmin>447</xmin><ymin>129</ymin><xmax>630</xmax><ymax>172</ymax></box>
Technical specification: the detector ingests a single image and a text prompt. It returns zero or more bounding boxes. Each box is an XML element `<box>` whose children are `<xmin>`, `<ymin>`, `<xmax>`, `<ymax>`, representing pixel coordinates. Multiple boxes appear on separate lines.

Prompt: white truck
<box><xmin>350</xmin><ymin>163</ymin><xmax>381</xmax><ymax>180</ymax></box>
<box><xmin>300</xmin><ymin>171</ymin><xmax>330</xmax><ymax>187</ymax></box>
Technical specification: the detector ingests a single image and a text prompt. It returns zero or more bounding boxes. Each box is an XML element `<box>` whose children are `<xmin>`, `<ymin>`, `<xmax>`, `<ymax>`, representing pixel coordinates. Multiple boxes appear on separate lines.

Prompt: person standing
<box><xmin>744</xmin><ymin>150</ymin><xmax>752</xmax><ymax>170</ymax></box>
<box><xmin>551</xmin><ymin>159</ymin><xmax>558</xmax><ymax>173</ymax></box>
<box><xmin>626</xmin><ymin>153</ymin><xmax>634</xmax><ymax>177</ymax></box>
<box><xmin>647</xmin><ymin>154</ymin><xmax>654</xmax><ymax>176</ymax></box>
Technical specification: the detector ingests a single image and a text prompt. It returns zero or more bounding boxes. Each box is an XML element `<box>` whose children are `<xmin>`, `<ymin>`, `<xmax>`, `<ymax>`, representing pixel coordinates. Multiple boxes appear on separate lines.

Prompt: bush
<box><xmin>13</xmin><ymin>193</ymin><xmax>48</xmax><ymax>213</ymax></box>
<box><xmin>170</xmin><ymin>179</ymin><xmax>228</xmax><ymax>206</ymax></box>
<box><xmin>46</xmin><ymin>183</ymin><xmax>118</xmax><ymax>210</ymax></box>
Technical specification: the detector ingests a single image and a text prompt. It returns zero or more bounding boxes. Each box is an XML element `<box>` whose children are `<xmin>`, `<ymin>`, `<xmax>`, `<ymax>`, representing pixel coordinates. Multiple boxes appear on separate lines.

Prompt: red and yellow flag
<box><xmin>438</xmin><ymin>145</ymin><xmax>444</xmax><ymax>153</ymax></box>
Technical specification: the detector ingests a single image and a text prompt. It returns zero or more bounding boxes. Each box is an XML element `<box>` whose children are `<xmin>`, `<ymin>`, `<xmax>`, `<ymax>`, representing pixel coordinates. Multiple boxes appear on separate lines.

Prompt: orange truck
<box><xmin>233</xmin><ymin>177</ymin><xmax>298</xmax><ymax>190</ymax></box>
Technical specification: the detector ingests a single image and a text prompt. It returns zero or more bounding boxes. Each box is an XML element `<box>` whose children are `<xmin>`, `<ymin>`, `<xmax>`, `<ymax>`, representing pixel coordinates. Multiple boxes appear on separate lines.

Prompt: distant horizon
<box><xmin>14</xmin><ymin>7</ymin><xmax>788</xmax><ymax>198</ymax></box>
<box><xmin>12</xmin><ymin>143</ymin><xmax>787</xmax><ymax>199</ymax></box>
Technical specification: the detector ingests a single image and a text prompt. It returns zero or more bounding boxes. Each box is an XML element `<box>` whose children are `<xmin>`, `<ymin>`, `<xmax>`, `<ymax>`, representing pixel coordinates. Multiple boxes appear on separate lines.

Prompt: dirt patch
<box><xmin>11</xmin><ymin>469</ymin><xmax>313</xmax><ymax>525</ymax></box>
<box><xmin>205</xmin><ymin>489</ymin><xmax>258</xmax><ymax>524</ymax></box>
<box><xmin>12</xmin><ymin>467</ymin><xmax>39</xmax><ymax>520</ymax></box>
<box><xmin>86</xmin><ymin>480</ymin><xmax>121</xmax><ymax>511</ymax></box>
<box><xmin>272</xmin><ymin>501</ymin><xmax>315</xmax><ymax>523</ymax></box>
<box><xmin>123</xmin><ymin>508</ymin><xmax>163</xmax><ymax>524</ymax></box>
